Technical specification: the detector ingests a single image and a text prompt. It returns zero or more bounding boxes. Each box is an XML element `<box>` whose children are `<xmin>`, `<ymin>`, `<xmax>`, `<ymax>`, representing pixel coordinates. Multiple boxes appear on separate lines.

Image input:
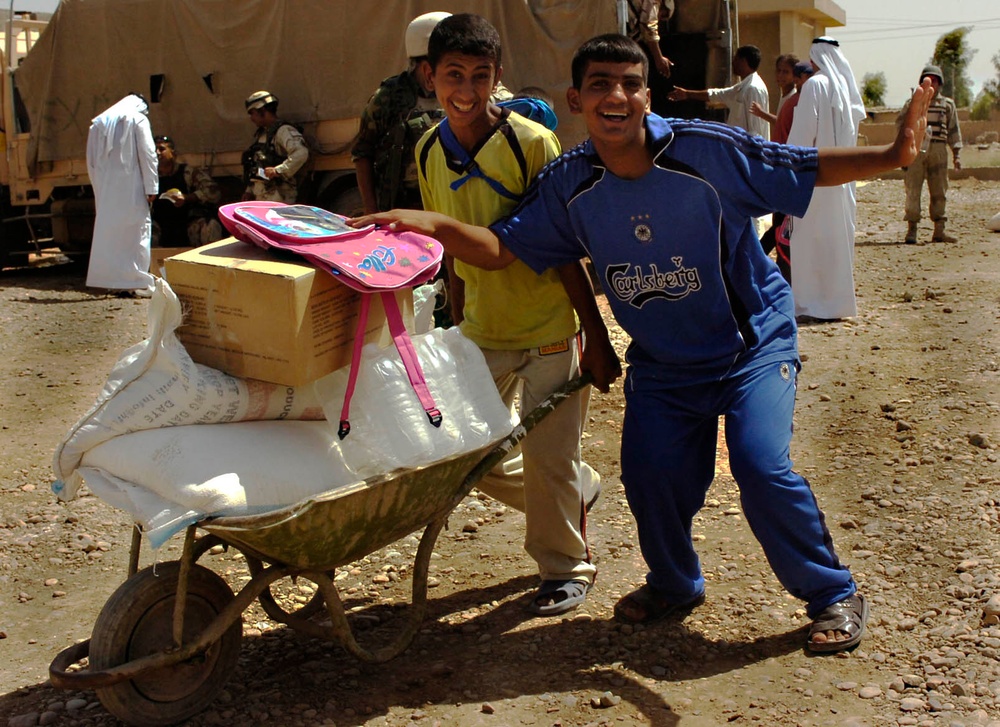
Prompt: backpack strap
<box><xmin>337</xmin><ymin>293</ymin><xmax>372</xmax><ymax>439</ymax></box>
<box><xmin>381</xmin><ymin>290</ymin><xmax>442</xmax><ymax>428</ymax></box>
<box><xmin>337</xmin><ymin>291</ymin><xmax>442</xmax><ymax>440</ymax></box>
<box><xmin>432</xmin><ymin>115</ymin><xmax>525</xmax><ymax>202</ymax></box>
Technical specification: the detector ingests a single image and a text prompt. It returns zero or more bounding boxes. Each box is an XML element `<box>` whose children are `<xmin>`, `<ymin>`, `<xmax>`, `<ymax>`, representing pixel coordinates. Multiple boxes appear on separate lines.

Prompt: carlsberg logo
<box><xmin>605</xmin><ymin>258</ymin><xmax>702</xmax><ymax>307</ymax></box>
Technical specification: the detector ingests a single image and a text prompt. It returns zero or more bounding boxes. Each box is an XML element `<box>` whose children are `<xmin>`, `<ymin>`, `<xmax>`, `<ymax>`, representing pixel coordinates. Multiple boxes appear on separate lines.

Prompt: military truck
<box><xmin>1</xmin><ymin>0</ymin><xmax>734</xmax><ymax>266</ymax></box>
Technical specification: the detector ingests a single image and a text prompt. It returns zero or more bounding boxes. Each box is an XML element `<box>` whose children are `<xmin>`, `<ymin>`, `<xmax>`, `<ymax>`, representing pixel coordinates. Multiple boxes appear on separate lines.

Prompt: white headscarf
<box><xmin>93</xmin><ymin>94</ymin><xmax>149</xmax><ymax>163</ymax></box>
<box><xmin>809</xmin><ymin>37</ymin><xmax>865</xmax><ymax>146</ymax></box>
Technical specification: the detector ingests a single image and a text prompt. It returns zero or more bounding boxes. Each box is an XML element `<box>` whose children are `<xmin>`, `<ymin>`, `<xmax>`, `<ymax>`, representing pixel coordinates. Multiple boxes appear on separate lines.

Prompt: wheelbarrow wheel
<box><xmin>89</xmin><ymin>562</ymin><xmax>242</xmax><ymax>726</ymax></box>
<box><xmin>244</xmin><ymin>553</ymin><xmax>329</xmax><ymax>623</ymax></box>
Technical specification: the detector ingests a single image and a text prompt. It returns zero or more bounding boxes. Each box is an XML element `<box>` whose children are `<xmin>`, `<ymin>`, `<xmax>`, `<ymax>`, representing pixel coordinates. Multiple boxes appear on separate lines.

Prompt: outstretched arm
<box><xmin>816</xmin><ymin>79</ymin><xmax>932</xmax><ymax>187</ymax></box>
<box><xmin>750</xmin><ymin>100</ymin><xmax>777</xmax><ymax>125</ymax></box>
<box><xmin>668</xmin><ymin>86</ymin><xmax>709</xmax><ymax>102</ymax></box>
<box><xmin>349</xmin><ymin>209</ymin><xmax>517</xmax><ymax>270</ymax></box>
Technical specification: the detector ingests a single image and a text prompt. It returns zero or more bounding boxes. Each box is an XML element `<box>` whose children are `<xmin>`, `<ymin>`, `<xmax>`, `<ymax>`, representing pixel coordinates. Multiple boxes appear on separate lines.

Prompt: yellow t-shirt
<box><xmin>416</xmin><ymin>110</ymin><xmax>577</xmax><ymax>350</ymax></box>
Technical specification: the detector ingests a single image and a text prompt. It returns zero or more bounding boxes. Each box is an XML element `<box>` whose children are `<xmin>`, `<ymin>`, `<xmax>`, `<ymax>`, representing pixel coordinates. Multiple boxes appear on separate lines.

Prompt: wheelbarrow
<box><xmin>49</xmin><ymin>375</ymin><xmax>591</xmax><ymax>726</ymax></box>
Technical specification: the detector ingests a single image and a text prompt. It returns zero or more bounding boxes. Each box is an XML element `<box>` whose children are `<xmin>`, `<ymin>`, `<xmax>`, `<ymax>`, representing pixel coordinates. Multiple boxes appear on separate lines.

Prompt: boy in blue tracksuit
<box><xmin>352</xmin><ymin>34</ymin><xmax>933</xmax><ymax>653</ymax></box>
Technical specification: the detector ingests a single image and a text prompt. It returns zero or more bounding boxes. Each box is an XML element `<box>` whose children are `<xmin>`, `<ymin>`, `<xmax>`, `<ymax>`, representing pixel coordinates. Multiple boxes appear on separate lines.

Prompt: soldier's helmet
<box><xmin>405</xmin><ymin>12</ymin><xmax>451</xmax><ymax>59</ymax></box>
<box><xmin>245</xmin><ymin>90</ymin><xmax>278</xmax><ymax>112</ymax></box>
<box><xmin>919</xmin><ymin>64</ymin><xmax>944</xmax><ymax>85</ymax></box>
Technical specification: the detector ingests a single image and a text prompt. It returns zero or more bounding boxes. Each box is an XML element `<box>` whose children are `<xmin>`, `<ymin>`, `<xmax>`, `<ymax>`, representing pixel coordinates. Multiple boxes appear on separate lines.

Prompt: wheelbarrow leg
<box><xmin>314</xmin><ymin>512</ymin><xmax>448</xmax><ymax>663</ymax></box>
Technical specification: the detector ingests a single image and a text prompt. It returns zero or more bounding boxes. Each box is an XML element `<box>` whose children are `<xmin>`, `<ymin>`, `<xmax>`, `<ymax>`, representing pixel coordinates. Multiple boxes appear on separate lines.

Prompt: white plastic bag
<box><xmin>313</xmin><ymin>326</ymin><xmax>512</xmax><ymax>475</ymax></box>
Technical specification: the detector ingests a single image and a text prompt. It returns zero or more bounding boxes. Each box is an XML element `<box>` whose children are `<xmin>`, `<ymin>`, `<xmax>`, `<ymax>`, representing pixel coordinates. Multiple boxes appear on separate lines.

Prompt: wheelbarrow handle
<box><xmin>460</xmin><ymin>371</ymin><xmax>594</xmax><ymax>490</ymax></box>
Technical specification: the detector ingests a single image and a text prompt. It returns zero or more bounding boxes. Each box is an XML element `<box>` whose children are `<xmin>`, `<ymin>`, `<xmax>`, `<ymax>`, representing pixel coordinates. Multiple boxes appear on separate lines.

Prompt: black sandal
<box><xmin>807</xmin><ymin>593</ymin><xmax>869</xmax><ymax>653</ymax></box>
<box><xmin>613</xmin><ymin>584</ymin><xmax>705</xmax><ymax>625</ymax></box>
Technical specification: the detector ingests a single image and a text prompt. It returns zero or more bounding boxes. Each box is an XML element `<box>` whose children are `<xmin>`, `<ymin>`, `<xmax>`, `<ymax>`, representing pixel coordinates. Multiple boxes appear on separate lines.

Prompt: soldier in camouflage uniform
<box><xmin>151</xmin><ymin>135</ymin><xmax>224</xmax><ymax>246</ymax></box>
<box><xmin>351</xmin><ymin>12</ymin><xmax>453</xmax><ymax>215</ymax></box>
<box><xmin>898</xmin><ymin>65</ymin><xmax>962</xmax><ymax>244</ymax></box>
<box><xmin>242</xmin><ymin>90</ymin><xmax>309</xmax><ymax>203</ymax></box>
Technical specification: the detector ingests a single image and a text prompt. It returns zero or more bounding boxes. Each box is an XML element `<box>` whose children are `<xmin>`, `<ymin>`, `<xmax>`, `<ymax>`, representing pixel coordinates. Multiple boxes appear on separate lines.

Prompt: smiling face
<box><xmin>429</xmin><ymin>51</ymin><xmax>502</xmax><ymax>149</ymax></box>
<box><xmin>568</xmin><ymin>60</ymin><xmax>649</xmax><ymax>148</ymax></box>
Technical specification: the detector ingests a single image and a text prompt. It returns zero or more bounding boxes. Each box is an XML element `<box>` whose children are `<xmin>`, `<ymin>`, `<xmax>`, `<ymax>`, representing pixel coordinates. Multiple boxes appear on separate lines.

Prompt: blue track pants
<box><xmin>620</xmin><ymin>358</ymin><xmax>855</xmax><ymax>618</ymax></box>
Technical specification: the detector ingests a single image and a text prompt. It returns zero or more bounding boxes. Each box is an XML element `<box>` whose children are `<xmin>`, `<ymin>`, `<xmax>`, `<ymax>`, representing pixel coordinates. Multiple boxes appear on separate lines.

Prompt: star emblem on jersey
<box><xmin>631</xmin><ymin>213</ymin><xmax>652</xmax><ymax>243</ymax></box>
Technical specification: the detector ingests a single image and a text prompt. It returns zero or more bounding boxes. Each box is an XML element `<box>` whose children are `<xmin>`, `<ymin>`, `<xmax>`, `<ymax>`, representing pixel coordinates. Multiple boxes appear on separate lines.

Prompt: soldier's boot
<box><xmin>932</xmin><ymin>220</ymin><xmax>957</xmax><ymax>243</ymax></box>
<box><xmin>904</xmin><ymin>221</ymin><xmax>918</xmax><ymax>244</ymax></box>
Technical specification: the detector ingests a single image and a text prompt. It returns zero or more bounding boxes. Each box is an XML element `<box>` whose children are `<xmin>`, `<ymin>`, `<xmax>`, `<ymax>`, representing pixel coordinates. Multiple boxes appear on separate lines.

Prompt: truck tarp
<box><xmin>16</xmin><ymin>0</ymin><xmax>618</xmax><ymax>170</ymax></box>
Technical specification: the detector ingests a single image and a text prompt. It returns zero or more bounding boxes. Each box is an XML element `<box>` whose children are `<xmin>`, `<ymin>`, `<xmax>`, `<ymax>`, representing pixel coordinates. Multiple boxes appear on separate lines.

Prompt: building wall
<box><xmin>736</xmin><ymin>1</ymin><xmax>846</xmax><ymax>113</ymax></box>
<box><xmin>859</xmin><ymin>117</ymin><xmax>1000</xmax><ymax>147</ymax></box>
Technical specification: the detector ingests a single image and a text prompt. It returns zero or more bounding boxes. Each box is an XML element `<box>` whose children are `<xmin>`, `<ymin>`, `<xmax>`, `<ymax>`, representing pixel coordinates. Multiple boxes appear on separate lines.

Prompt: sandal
<box><xmin>613</xmin><ymin>584</ymin><xmax>705</xmax><ymax>625</ymax></box>
<box><xmin>807</xmin><ymin>593</ymin><xmax>869</xmax><ymax>654</ymax></box>
<box><xmin>528</xmin><ymin>579</ymin><xmax>591</xmax><ymax>616</ymax></box>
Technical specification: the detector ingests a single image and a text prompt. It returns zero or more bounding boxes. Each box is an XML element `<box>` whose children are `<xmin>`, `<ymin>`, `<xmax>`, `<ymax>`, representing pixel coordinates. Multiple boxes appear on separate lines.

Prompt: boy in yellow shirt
<box><xmin>416</xmin><ymin>13</ymin><xmax>616</xmax><ymax>615</ymax></box>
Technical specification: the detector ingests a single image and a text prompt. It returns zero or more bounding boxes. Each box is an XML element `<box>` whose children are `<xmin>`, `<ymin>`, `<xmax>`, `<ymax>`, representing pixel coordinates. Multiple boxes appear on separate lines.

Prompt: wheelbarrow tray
<box><xmin>200</xmin><ymin>443</ymin><xmax>502</xmax><ymax>571</ymax></box>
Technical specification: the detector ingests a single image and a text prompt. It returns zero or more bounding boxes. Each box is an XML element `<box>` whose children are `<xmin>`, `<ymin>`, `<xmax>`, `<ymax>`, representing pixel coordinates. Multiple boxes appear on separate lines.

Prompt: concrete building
<box><xmin>734</xmin><ymin>0</ymin><xmax>846</xmax><ymax>108</ymax></box>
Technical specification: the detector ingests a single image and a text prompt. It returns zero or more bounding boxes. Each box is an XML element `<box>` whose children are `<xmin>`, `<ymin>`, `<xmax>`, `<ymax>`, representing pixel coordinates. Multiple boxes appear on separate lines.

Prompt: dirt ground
<box><xmin>1</xmin><ymin>179</ymin><xmax>999</xmax><ymax>727</ymax></box>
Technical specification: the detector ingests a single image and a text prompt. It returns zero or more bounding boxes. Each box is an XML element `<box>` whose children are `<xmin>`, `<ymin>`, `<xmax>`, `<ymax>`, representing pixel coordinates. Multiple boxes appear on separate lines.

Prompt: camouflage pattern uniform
<box><xmin>152</xmin><ymin>163</ymin><xmax>224</xmax><ymax>246</ymax></box>
<box><xmin>900</xmin><ymin>93</ymin><xmax>962</xmax><ymax>228</ymax></box>
<box><xmin>626</xmin><ymin>0</ymin><xmax>675</xmax><ymax>48</ymax></box>
<box><xmin>351</xmin><ymin>69</ymin><xmax>445</xmax><ymax>212</ymax></box>
<box><xmin>243</xmin><ymin>121</ymin><xmax>309</xmax><ymax>203</ymax></box>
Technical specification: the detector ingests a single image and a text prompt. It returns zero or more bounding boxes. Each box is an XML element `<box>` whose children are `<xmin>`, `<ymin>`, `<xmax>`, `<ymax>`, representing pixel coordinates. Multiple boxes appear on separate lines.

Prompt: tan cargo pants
<box><xmin>904</xmin><ymin>142</ymin><xmax>949</xmax><ymax>223</ymax></box>
<box><xmin>475</xmin><ymin>339</ymin><xmax>598</xmax><ymax>585</ymax></box>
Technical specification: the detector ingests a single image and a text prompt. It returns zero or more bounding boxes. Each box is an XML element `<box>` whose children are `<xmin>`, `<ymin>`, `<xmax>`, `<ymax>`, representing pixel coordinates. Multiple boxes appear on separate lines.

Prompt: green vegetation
<box><xmin>971</xmin><ymin>91</ymin><xmax>997</xmax><ymax>121</ymax></box>
<box><xmin>861</xmin><ymin>72</ymin><xmax>887</xmax><ymax>107</ymax></box>
<box><xmin>983</xmin><ymin>52</ymin><xmax>1000</xmax><ymax>107</ymax></box>
<box><xmin>932</xmin><ymin>28</ymin><xmax>976</xmax><ymax>107</ymax></box>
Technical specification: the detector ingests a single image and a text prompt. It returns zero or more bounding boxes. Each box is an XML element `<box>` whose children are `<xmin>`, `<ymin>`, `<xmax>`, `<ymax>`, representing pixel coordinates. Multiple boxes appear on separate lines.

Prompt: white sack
<box><xmin>53</xmin><ymin>278</ymin><xmax>324</xmax><ymax>500</ymax></box>
<box><xmin>988</xmin><ymin>212</ymin><xmax>1000</xmax><ymax>232</ymax></box>
<box><xmin>78</xmin><ymin>420</ymin><xmax>350</xmax><ymax>547</ymax></box>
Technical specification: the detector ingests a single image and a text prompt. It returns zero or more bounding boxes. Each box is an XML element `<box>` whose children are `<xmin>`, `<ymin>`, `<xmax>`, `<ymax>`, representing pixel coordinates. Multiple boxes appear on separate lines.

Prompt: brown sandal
<box><xmin>613</xmin><ymin>585</ymin><xmax>705</xmax><ymax>625</ymax></box>
<box><xmin>807</xmin><ymin>593</ymin><xmax>869</xmax><ymax>654</ymax></box>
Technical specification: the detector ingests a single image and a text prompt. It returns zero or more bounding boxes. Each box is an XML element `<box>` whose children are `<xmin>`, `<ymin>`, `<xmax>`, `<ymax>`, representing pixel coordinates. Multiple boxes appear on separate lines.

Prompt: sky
<box><xmin>9</xmin><ymin>0</ymin><xmax>1000</xmax><ymax>108</ymax></box>
<box><xmin>829</xmin><ymin>0</ymin><xmax>1000</xmax><ymax>106</ymax></box>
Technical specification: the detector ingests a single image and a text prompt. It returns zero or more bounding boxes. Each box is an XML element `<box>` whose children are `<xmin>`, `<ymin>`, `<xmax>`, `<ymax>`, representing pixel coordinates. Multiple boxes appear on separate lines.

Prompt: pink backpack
<box><xmin>219</xmin><ymin>202</ymin><xmax>444</xmax><ymax>438</ymax></box>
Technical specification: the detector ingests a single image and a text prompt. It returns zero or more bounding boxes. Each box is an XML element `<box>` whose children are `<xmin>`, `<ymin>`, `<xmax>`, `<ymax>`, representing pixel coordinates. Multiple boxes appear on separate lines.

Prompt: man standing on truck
<box><xmin>85</xmin><ymin>93</ymin><xmax>158</xmax><ymax>298</ymax></box>
<box><xmin>669</xmin><ymin>45</ymin><xmax>771</xmax><ymax>140</ymax></box>
<box><xmin>242</xmin><ymin>91</ymin><xmax>309</xmax><ymax>203</ymax></box>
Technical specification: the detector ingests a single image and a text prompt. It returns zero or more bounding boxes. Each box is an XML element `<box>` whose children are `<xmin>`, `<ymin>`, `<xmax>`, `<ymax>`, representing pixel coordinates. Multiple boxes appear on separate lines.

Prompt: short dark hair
<box><xmin>428</xmin><ymin>13</ymin><xmax>501</xmax><ymax>69</ymax></box>
<box><xmin>776</xmin><ymin>53</ymin><xmax>799</xmax><ymax>69</ymax></box>
<box><xmin>736</xmin><ymin>45</ymin><xmax>762</xmax><ymax>71</ymax></box>
<box><xmin>571</xmin><ymin>34</ymin><xmax>648</xmax><ymax>89</ymax></box>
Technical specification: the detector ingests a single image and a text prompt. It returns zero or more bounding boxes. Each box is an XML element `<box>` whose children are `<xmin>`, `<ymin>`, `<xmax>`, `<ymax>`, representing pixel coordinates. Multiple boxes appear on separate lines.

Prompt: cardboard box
<box><xmin>163</xmin><ymin>239</ymin><xmax>412</xmax><ymax>386</ymax></box>
<box><xmin>150</xmin><ymin>247</ymin><xmax>193</xmax><ymax>276</ymax></box>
